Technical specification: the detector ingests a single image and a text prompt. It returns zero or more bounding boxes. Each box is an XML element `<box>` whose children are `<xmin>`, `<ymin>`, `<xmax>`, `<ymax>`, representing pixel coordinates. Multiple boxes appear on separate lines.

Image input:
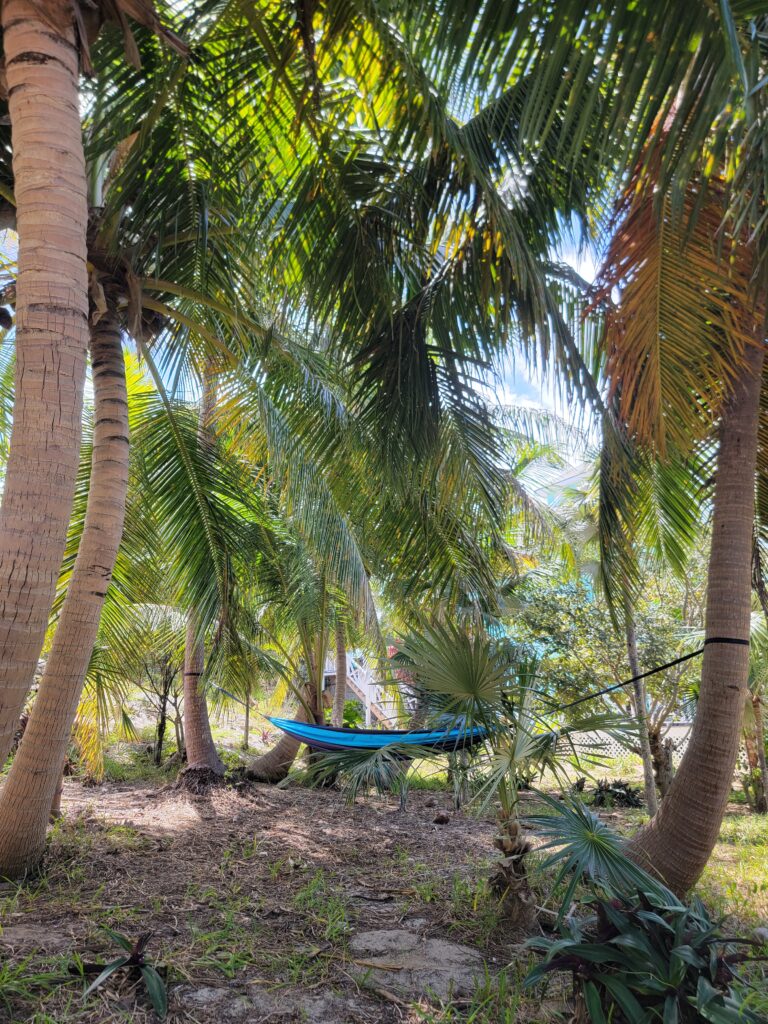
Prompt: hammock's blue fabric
<box><xmin>267</xmin><ymin>717</ymin><xmax>486</xmax><ymax>752</ymax></box>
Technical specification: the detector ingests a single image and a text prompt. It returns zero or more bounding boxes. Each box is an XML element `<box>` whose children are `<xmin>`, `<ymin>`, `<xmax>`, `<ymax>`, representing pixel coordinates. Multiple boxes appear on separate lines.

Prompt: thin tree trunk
<box><xmin>0</xmin><ymin>2</ymin><xmax>90</xmax><ymax>762</ymax></box>
<box><xmin>178</xmin><ymin>366</ymin><xmax>223</xmax><ymax>782</ymax></box>
<box><xmin>175</xmin><ymin>712</ymin><xmax>184</xmax><ymax>760</ymax></box>
<box><xmin>624</xmin><ymin>606</ymin><xmax>659</xmax><ymax>816</ymax></box>
<box><xmin>155</xmin><ymin>694</ymin><xmax>168</xmax><ymax>766</ymax></box>
<box><xmin>50</xmin><ymin>774</ymin><xmax>64</xmax><ymax>820</ymax></box>
<box><xmin>0</xmin><ymin>314</ymin><xmax>128</xmax><ymax>877</ymax></box>
<box><xmin>628</xmin><ymin>341</ymin><xmax>764</xmax><ymax>893</ymax></box>
<box><xmin>181</xmin><ymin>612</ymin><xmax>224</xmax><ymax>776</ymax></box>
<box><xmin>242</xmin><ymin>681</ymin><xmax>251</xmax><ymax>751</ymax></box>
<box><xmin>752</xmin><ymin>695</ymin><xmax>768</xmax><ymax>813</ymax></box>
<box><xmin>648</xmin><ymin>724</ymin><xmax>675</xmax><ymax>798</ymax></box>
<box><xmin>749</xmin><ymin>538</ymin><xmax>768</xmax><ymax>813</ymax></box>
<box><xmin>332</xmin><ymin>614</ymin><xmax>347</xmax><ymax>727</ymax></box>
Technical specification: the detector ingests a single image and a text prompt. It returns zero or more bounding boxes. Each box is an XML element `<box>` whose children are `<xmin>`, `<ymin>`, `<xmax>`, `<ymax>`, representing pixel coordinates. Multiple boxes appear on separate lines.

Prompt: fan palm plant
<box><xmin>305</xmin><ymin>617</ymin><xmax>629</xmax><ymax>920</ymax></box>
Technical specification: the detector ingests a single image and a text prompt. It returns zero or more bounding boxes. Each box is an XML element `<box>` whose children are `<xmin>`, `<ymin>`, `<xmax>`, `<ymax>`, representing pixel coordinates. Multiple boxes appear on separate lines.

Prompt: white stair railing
<box><xmin>324</xmin><ymin>651</ymin><xmax>398</xmax><ymax>726</ymax></box>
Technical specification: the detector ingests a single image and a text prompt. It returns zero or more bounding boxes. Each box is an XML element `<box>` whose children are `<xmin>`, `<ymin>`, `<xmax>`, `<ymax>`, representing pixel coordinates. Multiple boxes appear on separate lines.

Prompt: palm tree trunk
<box><xmin>332</xmin><ymin>614</ymin><xmax>347</xmax><ymax>727</ymax></box>
<box><xmin>241</xmin><ymin>681</ymin><xmax>251</xmax><ymax>750</ymax></box>
<box><xmin>181</xmin><ymin>612</ymin><xmax>224</xmax><ymax>776</ymax></box>
<box><xmin>247</xmin><ymin>687</ymin><xmax>312</xmax><ymax>783</ymax></box>
<box><xmin>179</xmin><ymin>367</ymin><xmax>224</xmax><ymax>782</ymax></box>
<box><xmin>628</xmin><ymin>341</ymin><xmax>764</xmax><ymax>893</ymax></box>
<box><xmin>0</xmin><ymin>1</ymin><xmax>90</xmax><ymax>762</ymax></box>
<box><xmin>624</xmin><ymin>605</ymin><xmax>659</xmax><ymax>816</ymax></box>
<box><xmin>0</xmin><ymin>314</ymin><xmax>128</xmax><ymax>877</ymax></box>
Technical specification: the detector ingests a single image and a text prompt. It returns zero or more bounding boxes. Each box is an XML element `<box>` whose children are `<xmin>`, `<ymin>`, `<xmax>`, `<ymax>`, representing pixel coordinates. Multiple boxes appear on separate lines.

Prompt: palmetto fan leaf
<box><xmin>526</xmin><ymin>794</ymin><xmax>675</xmax><ymax>909</ymax></box>
<box><xmin>393</xmin><ymin>618</ymin><xmax>512</xmax><ymax>704</ymax></box>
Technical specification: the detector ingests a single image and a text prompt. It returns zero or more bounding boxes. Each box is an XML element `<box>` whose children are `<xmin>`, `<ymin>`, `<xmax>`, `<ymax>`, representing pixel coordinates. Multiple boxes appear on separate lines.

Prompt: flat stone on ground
<box><xmin>349</xmin><ymin>928</ymin><xmax>486</xmax><ymax>1000</ymax></box>
<box><xmin>175</xmin><ymin>984</ymin><xmax>361</xmax><ymax>1022</ymax></box>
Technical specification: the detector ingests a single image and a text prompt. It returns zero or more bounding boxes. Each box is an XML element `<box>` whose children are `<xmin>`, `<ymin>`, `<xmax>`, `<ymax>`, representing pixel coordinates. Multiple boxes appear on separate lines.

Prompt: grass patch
<box><xmin>698</xmin><ymin>811</ymin><xmax>768</xmax><ymax>927</ymax></box>
<box><xmin>0</xmin><ymin>957</ymin><xmax>63</xmax><ymax>1017</ymax></box>
<box><xmin>292</xmin><ymin>870</ymin><xmax>351</xmax><ymax>943</ymax></box>
<box><xmin>100</xmin><ymin>748</ymin><xmax>177</xmax><ymax>785</ymax></box>
<box><xmin>410</xmin><ymin>962</ymin><xmax>548</xmax><ymax>1023</ymax></box>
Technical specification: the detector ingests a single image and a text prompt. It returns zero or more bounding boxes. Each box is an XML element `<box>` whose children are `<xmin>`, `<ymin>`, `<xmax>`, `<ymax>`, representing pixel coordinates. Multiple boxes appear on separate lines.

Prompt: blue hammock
<box><xmin>267</xmin><ymin>717</ymin><xmax>486</xmax><ymax>753</ymax></box>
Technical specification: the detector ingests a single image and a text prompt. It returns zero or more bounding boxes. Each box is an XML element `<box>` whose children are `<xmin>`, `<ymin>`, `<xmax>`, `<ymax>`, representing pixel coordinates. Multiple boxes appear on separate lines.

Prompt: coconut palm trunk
<box><xmin>0</xmin><ymin>313</ymin><xmax>128</xmax><ymax>877</ymax></box>
<box><xmin>628</xmin><ymin>340</ymin><xmax>765</xmax><ymax>893</ymax></box>
<box><xmin>332</xmin><ymin>614</ymin><xmax>347</xmax><ymax>727</ymax></box>
<box><xmin>178</xmin><ymin>368</ymin><xmax>224</xmax><ymax>783</ymax></box>
<box><xmin>247</xmin><ymin>690</ymin><xmax>312</xmax><ymax>783</ymax></box>
<box><xmin>181</xmin><ymin>611</ymin><xmax>224</xmax><ymax>778</ymax></box>
<box><xmin>0</xmin><ymin>1</ymin><xmax>90</xmax><ymax>762</ymax></box>
<box><xmin>624</xmin><ymin>605</ymin><xmax>659</xmax><ymax>816</ymax></box>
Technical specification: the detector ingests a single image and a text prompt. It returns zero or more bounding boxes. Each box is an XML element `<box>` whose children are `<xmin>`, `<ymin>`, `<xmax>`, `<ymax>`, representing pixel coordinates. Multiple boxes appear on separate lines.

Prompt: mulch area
<box><xmin>0</xmin><ymin>778</ymin><xmax>547</xmax><ymax>1023</ymax></box>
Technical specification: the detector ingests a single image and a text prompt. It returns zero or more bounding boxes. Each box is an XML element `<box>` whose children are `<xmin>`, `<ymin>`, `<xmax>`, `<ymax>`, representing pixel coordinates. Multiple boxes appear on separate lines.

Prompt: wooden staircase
<box><xmin>323</xmin><ymin>651</ymin><xmax>397</xmax><ymax>726</ymax></box>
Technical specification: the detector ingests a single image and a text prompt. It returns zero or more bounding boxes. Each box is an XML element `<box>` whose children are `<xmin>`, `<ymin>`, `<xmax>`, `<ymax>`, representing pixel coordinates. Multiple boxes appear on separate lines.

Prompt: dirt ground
<box><xmin>0</xmin><ymin>779</ymin><xmax>554</xmax><ymax>1024</ymax></box>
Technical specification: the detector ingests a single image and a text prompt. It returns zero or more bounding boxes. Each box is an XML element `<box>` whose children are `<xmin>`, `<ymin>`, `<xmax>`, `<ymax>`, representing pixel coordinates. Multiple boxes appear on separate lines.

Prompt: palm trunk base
<box><xmin>489</xmin><ymin>815</ymin><xmax>535</xmax><ymax>927</ymax></box>
<box><xmin>176</xmin><ymin>763</ymin><xmax>225</xmax><ymax>793</ymax></box>
<box><xmin>246</xmin><ymin>731</ymin><xmax>303</xmax><ymax>784</ymax></box>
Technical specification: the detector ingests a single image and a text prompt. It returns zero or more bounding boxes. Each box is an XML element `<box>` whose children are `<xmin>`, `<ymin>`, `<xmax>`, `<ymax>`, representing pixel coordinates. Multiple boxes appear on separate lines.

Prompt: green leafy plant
<box><xmin>322</xmin><ymin>699</ymin><xmax>364</xmax><ymax>728</ymax></box>
<box><xmin>527</xmin><ymin>794</ymin><xmax>674</xmax><ymax>913</ymax></box>
<box><xmin>525</xmin><ymin>799</ymin><xmax>766</xmax><ymax>1023</ymax></box>
<box><xmin>83</xmin><ymin>928</ymin><xmax>167</xmax><ymax>1019</ymax></box>
<box><xmin>0</xmin><ymin>956</ymin><xmax>61</xmax><ymax>1013</ymax></box>
<box><xmin>525</xmin><ymin>889</ymin><xmax>765</xmax><ymax>1023</ymax></box>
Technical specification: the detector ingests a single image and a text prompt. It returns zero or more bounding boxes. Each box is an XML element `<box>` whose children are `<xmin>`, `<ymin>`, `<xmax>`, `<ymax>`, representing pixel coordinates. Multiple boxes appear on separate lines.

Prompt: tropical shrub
<box><xmin>525</xmin><ymin>801</ymin><xmax>765</xmax><ymax>1023</ymax></box>
<box><xmin>526</xmin><ymin>888</ymin><xmax>763</xmax><ymax>1023</ymax></box>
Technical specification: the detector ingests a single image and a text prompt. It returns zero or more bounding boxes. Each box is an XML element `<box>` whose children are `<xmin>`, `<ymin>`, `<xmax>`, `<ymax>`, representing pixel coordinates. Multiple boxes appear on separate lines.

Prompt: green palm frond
<box><xmin>527</xmin><ymin>794</ymin><xmax>676</xmax><ymax>913</ymax></box>
<box><xmin>393</xmin><ymin>620</ymin><xmax>513</xmax><ymax>703</ymax></box>
<box><xmin>292</xmin><ymin>743</ymin><xmax>432</xmax><ymax>804</ymax></box>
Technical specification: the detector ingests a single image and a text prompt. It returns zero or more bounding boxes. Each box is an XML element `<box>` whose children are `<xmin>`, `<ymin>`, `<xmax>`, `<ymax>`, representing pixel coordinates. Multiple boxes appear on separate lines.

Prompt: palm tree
<box><xmin>0</xmin><ymin>309</ymin><xmax>129</xmax><ymax>875</ymax></box>
<box><xmin>459</xmin><ymin>0</ymin><xmax>768</xmax><ymax>890</ymax></box>
<box><xmin>178</xmin><ymin>369</ymin><xmax>225</xmax><ymax>783</ymax></box>
<box><xmin>2</xmin><ymin>0</ymin><xmax>765</xmax><ymax>898</ymax></box>
<box><xmin>332</xmin><ymin>611</ymin><xmax>348</xmax><ymax>728</ymax></box>
<box><xmin>0</xmin><ymin>3</ymin><xmax>92</xmax><ymax>764</ymax></box>
<box><xmin>0</xmin><ymin>0</ymin><xmax>184</xmax><ymax>765</ymax></box>
<box><xmin>310</xmin><ymin>618</ymin><xmax>623</xmax><ymax>920</ymax></box>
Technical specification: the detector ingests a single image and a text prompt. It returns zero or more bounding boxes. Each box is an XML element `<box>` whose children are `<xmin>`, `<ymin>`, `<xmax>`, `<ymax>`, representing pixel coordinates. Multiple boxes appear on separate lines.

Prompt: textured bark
<box><xmin>179</xmin><ymin>369</ymin><xmax>224</xmax><ymax>780</ymax></box>
<box><xmin>155</xmin><ymin>696</ymin><xmax>168</xmax><ymax>766</ymax></box>
<box><xmin>0</xmin><ymin>315</ymin><xmax>128</xmax><ymax>877</ymax></box>
<box><xmin>0</xmin><ymin>1</ymin><xmax>90</xmax><ymax>762</ymax></box>
<box><xmin>332</xmin><ymin>615</ymin><xmax>347</xmax><ymax>727</ymax></box>
<box><xmin>648</xmin><ymin>725</ymin><xmax>675</xmax><ymax>798</ymax></box>
<box><xmin>181</xmin><ymin>612</ymin><xmax>224</xmax><ymax>775</ymax></box>
<box><xmin>743</xmin><ymin>696</ymin><xmax>768</xmax><ymax>812</ymax></box>
<box><xmin>628</xmin><ymin>341</ymin><xmax>764</xmax><ymax>893</ymax></box>
<box><xmin>241</xmin><ymin>682</ymin><xmax>251</xmax><ymax>750</ymax></box>
<box><xmin>624</xmin><ymin>607</ymin><xmax>659</xmax><ymax>816</ymax></box>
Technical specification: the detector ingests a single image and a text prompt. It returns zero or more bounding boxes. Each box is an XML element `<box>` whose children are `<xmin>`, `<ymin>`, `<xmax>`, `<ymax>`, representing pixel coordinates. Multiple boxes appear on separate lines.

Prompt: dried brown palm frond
<box><xmin>591</xmin><ymin>164</ymin><xmax>762</xmax><ymax>457</ymax></box>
